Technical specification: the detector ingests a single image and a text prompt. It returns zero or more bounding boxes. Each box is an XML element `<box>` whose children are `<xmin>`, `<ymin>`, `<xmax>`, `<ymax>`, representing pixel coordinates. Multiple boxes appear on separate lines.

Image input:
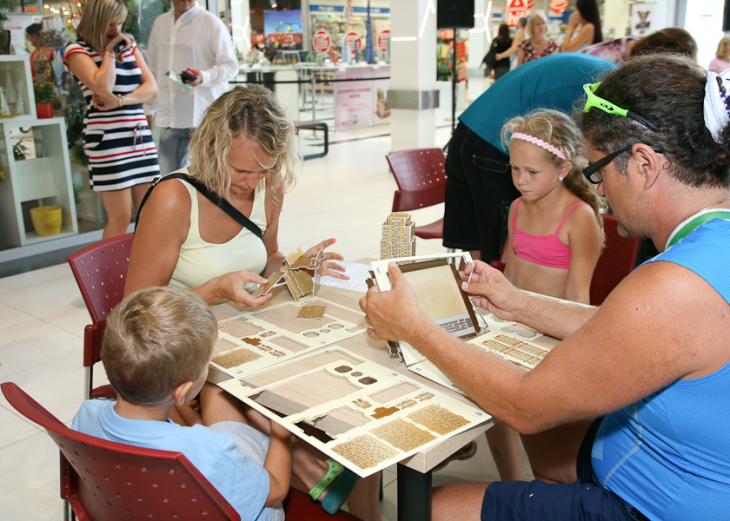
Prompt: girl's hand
<box><xmin>214</xmin><ymin>270</ymin><xmax>274</xmax><ymax>308</ymax></box>
<box><xmin>92</xmin><ymin>91</ymin><xmax>117</xmax><ymax>111</ymax></box>
<box><xmin>305</xmin><ymin>238</ymin><xmax>349</xmax><ymax>280</ymax></box>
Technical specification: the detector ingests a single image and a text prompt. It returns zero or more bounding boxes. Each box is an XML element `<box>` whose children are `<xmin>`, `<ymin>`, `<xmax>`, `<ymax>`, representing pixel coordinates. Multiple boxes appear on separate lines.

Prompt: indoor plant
<box><xmin>33</xmin><ymin>82</ymin><xmax>56</xmax><ymax>119</ymax></box>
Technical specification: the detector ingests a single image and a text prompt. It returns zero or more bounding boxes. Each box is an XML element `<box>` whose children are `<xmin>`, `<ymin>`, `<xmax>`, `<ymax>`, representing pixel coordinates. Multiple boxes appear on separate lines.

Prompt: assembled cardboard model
<box><xmin>380</xmin><ymin>212</ymin><xmax>416</xmax><ymax>260</ymax></box>
<box><xmin>253</xmin><ymin>247</ymin><xmax>325</xmax><ymax>301</ymax></box>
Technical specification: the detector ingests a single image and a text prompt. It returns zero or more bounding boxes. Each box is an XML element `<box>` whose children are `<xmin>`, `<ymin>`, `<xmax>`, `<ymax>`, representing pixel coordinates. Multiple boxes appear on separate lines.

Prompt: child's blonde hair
<box><xmin>102</xmin><ymin>287</ymin><xmax>217</xmax><ymax>404</ymax></box>
<box><xmin>502</xmin><ymin>109</ymin><xmax>604</xmax><ymax>232</ymax></box>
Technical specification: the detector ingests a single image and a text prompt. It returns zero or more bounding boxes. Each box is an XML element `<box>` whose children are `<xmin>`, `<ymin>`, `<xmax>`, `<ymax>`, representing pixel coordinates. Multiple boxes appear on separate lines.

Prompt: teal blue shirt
<box><xmin>459</xmin><ymin>54</ymin><xmax>616</xmax><ymax>153</ymax></box>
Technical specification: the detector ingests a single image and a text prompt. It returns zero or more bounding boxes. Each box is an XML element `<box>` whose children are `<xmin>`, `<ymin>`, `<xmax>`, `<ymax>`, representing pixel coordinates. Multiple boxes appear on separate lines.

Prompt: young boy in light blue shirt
<box><xmin>73</xmin><ymin>287</ymin><xmax>293</xmax><ymax>520</ymax></box>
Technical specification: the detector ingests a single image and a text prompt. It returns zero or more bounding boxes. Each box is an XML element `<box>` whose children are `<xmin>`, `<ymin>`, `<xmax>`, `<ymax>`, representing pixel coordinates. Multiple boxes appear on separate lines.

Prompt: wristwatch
<box><xmin>117</xmin><ymin>94</ymin><xmax>125</xmax><ymax>108</ymax></box>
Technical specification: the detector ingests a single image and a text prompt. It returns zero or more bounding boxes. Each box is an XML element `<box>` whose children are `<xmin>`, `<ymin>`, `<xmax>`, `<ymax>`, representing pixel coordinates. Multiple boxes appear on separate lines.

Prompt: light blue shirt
<box><xmin>73</xmin><ymin>399</ymin><xmax>272</xmax><ymax>521</ymax></box>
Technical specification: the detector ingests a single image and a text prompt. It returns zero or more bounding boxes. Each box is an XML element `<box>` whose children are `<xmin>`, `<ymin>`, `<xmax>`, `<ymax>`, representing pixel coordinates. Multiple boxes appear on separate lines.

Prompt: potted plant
<box><xmin>0</xmin><ymin>0</ymin><xmax>12</xmax><ymax>55</ymax></box>
<box><xmin>34</xmin><ymin>82</ymin><xmax>56</xmax><ymax>119</ymax></box>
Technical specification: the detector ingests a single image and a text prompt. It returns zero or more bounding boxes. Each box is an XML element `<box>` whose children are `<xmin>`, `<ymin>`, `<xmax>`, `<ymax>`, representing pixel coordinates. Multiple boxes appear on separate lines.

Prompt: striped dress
<box><xmin>64</xmin><ymin>40</ymin><xmax>159</xmax><ymax>191</ymax></box>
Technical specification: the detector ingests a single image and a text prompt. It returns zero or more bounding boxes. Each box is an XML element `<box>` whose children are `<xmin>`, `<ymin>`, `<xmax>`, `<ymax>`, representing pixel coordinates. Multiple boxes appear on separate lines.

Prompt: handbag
<box><xmin>137</xmin><ymin>172</ymin><xmax>264</xmax><ymax>241</ymax></box>
<box><xmin>482</xmin><ymin>41</ymin><xmax>499</xmax><ymax>71</ymax></box>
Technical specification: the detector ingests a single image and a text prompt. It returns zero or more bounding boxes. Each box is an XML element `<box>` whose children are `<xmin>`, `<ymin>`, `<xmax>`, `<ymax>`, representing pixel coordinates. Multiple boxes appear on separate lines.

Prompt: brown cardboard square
<box><xmin>298</xmin><ymin>303</ymin><xmax>328</xmax><ymax>320</ymax></box>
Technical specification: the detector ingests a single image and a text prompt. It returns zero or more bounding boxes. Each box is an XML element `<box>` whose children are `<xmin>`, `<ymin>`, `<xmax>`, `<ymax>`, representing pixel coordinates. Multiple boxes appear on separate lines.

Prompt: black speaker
<box><xmin>724</xmin><ymin>0</ymin><xmax>730</xmax><ymax>31</ymax></box>
<box><xmin>437</xmin><ymin>0</ymin><xmax>475</xmax><ymax>29</ymax></box>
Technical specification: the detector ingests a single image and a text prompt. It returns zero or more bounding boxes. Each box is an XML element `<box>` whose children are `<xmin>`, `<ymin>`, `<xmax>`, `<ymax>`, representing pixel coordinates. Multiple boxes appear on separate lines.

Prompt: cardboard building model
<box><xmin>253</xmin><ymin>247</ymin><xmax>325</xmax><ymax>301</ymax></box>
<box><xmin>381</xmin><ymin>212</ymin><xmax>416</xmax><ymax>260</ymax></box>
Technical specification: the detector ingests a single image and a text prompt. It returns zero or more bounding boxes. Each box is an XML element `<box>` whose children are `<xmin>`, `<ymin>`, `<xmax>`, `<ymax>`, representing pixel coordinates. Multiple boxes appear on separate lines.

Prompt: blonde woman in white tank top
<box><xmin>125</xmin><ymin>86</ymin><xmax>348</xmax><ymax>309</ymax></box>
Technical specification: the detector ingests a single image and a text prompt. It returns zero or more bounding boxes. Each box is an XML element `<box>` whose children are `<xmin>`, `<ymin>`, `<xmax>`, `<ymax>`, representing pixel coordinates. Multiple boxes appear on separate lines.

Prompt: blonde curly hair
<box><xmin>187</xmin><ymin>84</ymin><xmax>300</xmax><ymax>199</ymax></box>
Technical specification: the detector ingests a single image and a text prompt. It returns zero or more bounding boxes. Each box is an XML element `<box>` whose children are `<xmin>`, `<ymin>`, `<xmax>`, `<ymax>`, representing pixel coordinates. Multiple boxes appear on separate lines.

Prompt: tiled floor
<box><xmin>0</xmin><ymin>126</ymin><xmax>533</xmax><ymax>520</ymax></box>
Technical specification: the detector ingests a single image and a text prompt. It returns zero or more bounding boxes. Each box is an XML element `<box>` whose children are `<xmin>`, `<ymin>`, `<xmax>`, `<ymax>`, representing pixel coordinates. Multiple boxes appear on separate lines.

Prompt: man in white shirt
<box><xmin>145</xmin><ymin>0</ymin><xmax>238</xmax><ymax>176</ymax></box>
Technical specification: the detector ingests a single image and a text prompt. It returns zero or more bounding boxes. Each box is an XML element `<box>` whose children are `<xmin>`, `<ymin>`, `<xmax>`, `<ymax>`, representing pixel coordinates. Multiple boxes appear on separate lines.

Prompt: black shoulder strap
<box><xmin>137</xmin><ymin>172</ymin><xmax>264</xmax><ymax>240</ymax></box>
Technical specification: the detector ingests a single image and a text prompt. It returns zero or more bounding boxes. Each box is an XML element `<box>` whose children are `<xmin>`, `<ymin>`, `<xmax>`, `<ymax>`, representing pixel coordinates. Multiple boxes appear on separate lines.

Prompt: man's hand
<box><xmin>460</xmin><ymin>260</ymin><xmax>528</xmax><ymax>322</ymax></box>
<box><xmin>359</xmin><ymin>262</ymin><xmax>427</xmax><ymax>342</ymax></box>
<box><xmin>187</xmin><ymin>68</ymin><xmax>203</xmax><ymax>87</ymax></box>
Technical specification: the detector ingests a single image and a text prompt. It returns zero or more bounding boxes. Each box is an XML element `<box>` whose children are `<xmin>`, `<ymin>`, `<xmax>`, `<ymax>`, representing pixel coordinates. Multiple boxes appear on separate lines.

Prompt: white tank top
<box><xmin>169</xmin><ymin>176</ymin><xmax>268</xmax><ymax>294</ymax></box>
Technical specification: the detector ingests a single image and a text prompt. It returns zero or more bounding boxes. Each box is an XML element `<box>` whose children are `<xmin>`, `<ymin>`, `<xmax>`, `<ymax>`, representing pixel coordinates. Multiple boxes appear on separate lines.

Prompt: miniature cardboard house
<box><xmin>381</xmin><ymin>212</ymin><xmax>416</xmax><ymax>260</ymax></box>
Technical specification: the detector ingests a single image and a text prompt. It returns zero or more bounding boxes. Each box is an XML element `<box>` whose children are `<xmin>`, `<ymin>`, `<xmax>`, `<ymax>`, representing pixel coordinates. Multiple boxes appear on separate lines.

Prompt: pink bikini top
<box><xmin>512</xmin><ymin>197</ymin><xmax>589</xmax><ymax>269</ymax></box>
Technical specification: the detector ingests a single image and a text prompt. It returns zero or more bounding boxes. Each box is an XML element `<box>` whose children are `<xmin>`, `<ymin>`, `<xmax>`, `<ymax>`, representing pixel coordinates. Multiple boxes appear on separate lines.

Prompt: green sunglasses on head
<box><xmin>582</xmin><ymin>82</ymin><xmax>659</xmax><ymax>132</ymax></box>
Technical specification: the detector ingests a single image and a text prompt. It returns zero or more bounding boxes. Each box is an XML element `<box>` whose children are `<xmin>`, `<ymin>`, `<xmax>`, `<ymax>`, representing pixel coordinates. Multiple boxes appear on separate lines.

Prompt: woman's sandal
<box><xmin>309</xmin><ymin>458</ymin><xmax>360</xmax><ymax>514</ymax></box>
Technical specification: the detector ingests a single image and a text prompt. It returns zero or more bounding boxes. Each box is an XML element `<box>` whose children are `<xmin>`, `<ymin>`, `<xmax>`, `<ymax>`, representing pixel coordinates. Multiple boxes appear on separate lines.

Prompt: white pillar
<box><xmin>230</xmin><ymin>0</ymin><xmax>251</xmax><ymax>60</ymax></box>
<box><xmin>389</xmin><ymin>0</ymin><xmax>438</xmax><ymax>152</ymax></box>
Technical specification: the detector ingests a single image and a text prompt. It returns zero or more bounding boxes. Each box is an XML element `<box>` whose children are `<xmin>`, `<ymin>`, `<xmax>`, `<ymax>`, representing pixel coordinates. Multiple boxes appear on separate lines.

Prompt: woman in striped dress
<box><xmin>65</xmin><ymin>0</ymin><xmax>159</xmax><ymax>239</ymax></box>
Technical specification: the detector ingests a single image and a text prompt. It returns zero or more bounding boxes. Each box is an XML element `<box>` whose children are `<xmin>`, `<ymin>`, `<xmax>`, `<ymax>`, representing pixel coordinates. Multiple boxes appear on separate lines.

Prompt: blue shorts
<box><xmin>481</xmin><ymin>419</ymin><xmax>648</xmax><ymax>521</ymax></box>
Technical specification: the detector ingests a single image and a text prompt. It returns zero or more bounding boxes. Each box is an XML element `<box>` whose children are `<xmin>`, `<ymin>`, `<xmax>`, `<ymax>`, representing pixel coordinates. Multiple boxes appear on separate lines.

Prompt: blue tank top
<box><xmin>591</xmin><ymin>218</ymin><xmax>730</xmax><ymax>521</ymax></box>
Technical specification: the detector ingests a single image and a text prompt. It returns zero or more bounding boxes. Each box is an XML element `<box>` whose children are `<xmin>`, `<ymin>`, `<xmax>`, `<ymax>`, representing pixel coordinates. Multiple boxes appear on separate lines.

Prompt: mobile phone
<box><xmin>180</xmin><ymin>68</ymin><xmax>198</xmax><ymax>83</ymax></box>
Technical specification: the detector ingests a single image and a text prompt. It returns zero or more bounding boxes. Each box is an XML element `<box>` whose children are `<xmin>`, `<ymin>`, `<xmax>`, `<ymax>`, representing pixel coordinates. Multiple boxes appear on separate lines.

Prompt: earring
<box><xmin>558</xmin><ymin>176</ymin><xmax>564</xmax><ymax>182</ymax></box>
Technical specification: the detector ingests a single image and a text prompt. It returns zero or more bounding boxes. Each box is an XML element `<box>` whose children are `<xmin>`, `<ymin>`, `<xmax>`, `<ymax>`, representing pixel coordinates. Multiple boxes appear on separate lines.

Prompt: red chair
<box><xmin>589</xmin><ymin>214</ymin><xmax>640</xmax><ymax>305</ymax></box>
<box><xmin>386</xmin><ymin>148</ymin><xmax>447</xmax><ymax>241</ymax></box>
<box><xmin>1</xmin><ymin>382</ymin><xmax>362</xmax><ymax>521</ymax></box>
<box><xmin>67</xmin><ymin>233</ymin><xmax>134</xmax><ymax>399</ymax></box>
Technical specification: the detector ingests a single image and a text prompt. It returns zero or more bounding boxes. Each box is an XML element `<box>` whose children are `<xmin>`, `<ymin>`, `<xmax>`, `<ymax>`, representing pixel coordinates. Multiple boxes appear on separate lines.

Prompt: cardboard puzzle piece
<box><xmin>298</xmin><ymin>303</ymin><xmax>328</xmax><ymax>320</ymax></box>
<box><xmin>253</xmin><ymin>271</ymin><xmax>285</xmax><ymax>297</ymax></box>
<box><xmin>254</xmin><ymin>247</ymin><xmax>325</xmax><ymax>300</ymax></box>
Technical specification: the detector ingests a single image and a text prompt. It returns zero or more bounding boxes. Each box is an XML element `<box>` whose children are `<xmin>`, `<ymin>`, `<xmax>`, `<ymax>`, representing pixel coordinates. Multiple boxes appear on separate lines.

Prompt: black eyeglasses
<box><xmin>583</xmin><ymin>144</ymin><xmax>664</xmax><ymax>184</ymax></box>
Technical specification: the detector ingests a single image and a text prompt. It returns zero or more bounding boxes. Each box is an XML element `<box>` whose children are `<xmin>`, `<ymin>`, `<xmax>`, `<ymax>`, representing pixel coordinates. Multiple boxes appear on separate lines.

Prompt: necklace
<box><xmin>664</xmin><ymin>194</ymin><xmax>730</xmax><ymax>250</ymax></box>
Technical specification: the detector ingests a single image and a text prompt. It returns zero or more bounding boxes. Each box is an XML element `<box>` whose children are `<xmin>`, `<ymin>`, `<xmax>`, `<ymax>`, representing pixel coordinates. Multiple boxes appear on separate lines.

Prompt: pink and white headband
<box><xmin>510</xmin><ymin>132</ymin><xmax>567</xmax><ymax>161</ymax></box>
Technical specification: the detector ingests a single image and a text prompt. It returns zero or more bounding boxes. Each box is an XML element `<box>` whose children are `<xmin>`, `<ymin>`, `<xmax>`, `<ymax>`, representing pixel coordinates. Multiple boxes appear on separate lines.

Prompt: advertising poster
<box><xmin>630</xmin><ymin>2</ymin><xmax>655</xmax><ymax>36</ymax></box>
<box><xmin>334</xmin><ymin>67</ymin><xmax>390</xmax><ymax>130</ymax></box>
<box><xmin>264</xmin><ymin>9</ymin><xmax>303</xmax><ymax>49</ymax></box>
<box><xmin>335</xmin><ymin>69</ymin><xmax>373</xmax><ymax>129</ymax></box>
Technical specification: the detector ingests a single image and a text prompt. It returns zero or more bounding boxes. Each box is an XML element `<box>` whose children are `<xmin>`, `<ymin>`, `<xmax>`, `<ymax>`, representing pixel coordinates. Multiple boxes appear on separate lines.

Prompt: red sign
<box><xmin>507</xmin><ymin>0</ymin><xmax>528</xmax><ymax>27</ymax></box>
<box><xmin>313</xmin><ymin>29</ymin><xmax>331</xmax><ymax>54</ymax></box>
<box><xmin>377</xmin><ymin>30</ymin><xmax>390</xmax><ymax>53</ymax></box>
<box><xmin>344</xmin><ymin>31</ymin><xmax>362</xmax><ymax>52</ymax></box>
<box><xmin>550</xmin><ymin>0</ymin><xmax>568</xmax><ymax>14</ymax></box>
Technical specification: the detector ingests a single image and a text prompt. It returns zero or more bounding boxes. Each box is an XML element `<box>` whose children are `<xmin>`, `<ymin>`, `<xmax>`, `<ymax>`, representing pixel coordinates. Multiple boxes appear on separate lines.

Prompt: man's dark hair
<box><xmin>578</xmin><ymin>54</ymin><xmax>730</xmax><ymax>189</ymax></box>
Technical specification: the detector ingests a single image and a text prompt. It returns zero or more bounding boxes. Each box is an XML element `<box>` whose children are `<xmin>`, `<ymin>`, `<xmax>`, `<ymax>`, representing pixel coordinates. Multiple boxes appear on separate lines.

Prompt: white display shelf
<box><xmin>0</xmin><ymin>117</ymin><xmax>79</xmax><ymax>247</ymax></box>
<box><xmin>0</xmin><ymin>55</ymin><xmax>38</xmax><ymax>121</ymax></box>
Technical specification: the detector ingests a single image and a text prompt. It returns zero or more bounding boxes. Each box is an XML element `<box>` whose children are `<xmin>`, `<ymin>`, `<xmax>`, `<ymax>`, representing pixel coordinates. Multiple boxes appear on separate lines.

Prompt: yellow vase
<box><xmin>30</xmin><ymin>206</ymin><xmax>62</xmax><ymax>236</ymax></box>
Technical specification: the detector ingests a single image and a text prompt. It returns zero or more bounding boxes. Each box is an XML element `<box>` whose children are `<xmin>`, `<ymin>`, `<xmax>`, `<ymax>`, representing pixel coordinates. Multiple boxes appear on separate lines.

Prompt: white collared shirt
<box><xmin>144</xmin><ymin>5</ymin><xmax>238</xmax><ymax>128</ymax></box>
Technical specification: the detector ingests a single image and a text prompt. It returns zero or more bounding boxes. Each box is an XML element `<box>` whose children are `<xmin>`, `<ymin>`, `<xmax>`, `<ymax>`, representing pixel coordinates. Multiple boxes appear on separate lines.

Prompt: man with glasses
<box><xmin>361</xmin><ymin>54</ymin><xmax>730</xmax><ymax>521</ymax></box>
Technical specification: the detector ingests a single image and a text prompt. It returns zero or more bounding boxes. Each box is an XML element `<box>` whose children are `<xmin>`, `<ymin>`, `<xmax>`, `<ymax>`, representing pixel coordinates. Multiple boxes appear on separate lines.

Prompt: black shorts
<box><xmin>480</xmin><ymin>419</ymin><xmax>648</xmax><ymax>521</ymax></box>
<box><xmin>442</xmin><ymin>122</ymin><xmax>520</xmax><ymax>263</ymax></box>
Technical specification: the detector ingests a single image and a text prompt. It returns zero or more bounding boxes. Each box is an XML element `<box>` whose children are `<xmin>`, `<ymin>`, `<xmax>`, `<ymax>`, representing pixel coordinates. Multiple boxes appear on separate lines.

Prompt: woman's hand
<box><xmin>105</xmin><ymin>32</ymin><xmax>134</xmax><ymax>56</ymax></box>
<box><xmin>305</xmin><ymin>238</ymin><xmax>349</xmax><ymax>280</ymax></box>
<box><xmin>567</xmin><ymin>10</ymin><xmax>581</xmax><ymax>30</ymax></box>
<box><xmin>92</xmin><ymin>91</ymin><xmax>118</xmax><ymax>111</ymax></box>
<box><xmin>211</xmin><ymin>270</ymin><xmax>274</xmax><ymax>308</ymax></box>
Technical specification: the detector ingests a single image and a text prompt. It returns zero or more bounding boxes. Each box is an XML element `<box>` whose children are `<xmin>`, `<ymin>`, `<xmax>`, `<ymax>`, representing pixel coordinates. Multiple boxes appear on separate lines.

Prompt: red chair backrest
<box><xmin>386</xmin><ymin>148</ymin><xmax>447</xmax><ymax>212</ymax></box>
<box><xmin>589</xmin><ymin>214</ymin><xmax>640</xmax><ymax>305</ymax></box>
<box><xmin>1</xmin><ymin>382</ymin><xmax>240</xmax><ymax>521</ymax></box>
<box><xmin>67</xmin><ymin>233</ymin><xmax>134</xmax><ymax>368</ymax></box>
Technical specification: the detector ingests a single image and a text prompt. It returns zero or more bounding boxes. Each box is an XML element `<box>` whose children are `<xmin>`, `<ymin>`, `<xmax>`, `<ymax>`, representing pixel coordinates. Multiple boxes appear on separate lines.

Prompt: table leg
<box><xmin>397</xmin><ymin>463</ymin><xmax>432</xmax><ymax>521</ymax></box>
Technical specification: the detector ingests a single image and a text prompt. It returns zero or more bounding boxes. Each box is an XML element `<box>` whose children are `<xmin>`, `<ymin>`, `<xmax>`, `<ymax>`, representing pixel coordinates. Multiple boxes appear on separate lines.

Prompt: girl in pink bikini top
<box><xmin>481</xmin><ymin>109</ymin><xmax>605</xmax><ymax>488</ymax></box>
<box><xmin>500</xmin><ymin>109</ymin><xmax>604</xmax><ymax>305</ymax></box>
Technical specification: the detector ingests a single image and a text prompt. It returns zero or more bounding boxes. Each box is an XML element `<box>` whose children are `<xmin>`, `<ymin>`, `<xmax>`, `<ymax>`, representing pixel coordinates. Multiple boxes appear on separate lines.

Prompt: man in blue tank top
<box><xmin>360</xmin><ymin>55</ymin><xmax>730</xmax><ymax>521</ymax></box>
